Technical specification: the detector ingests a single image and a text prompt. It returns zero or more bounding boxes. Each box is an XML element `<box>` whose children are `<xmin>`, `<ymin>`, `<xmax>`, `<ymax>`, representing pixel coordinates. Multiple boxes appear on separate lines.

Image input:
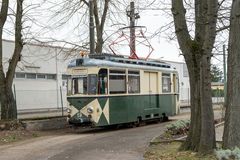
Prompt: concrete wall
<box><xmin>2</xmin><ymin>40</ymin><xmax>79</xmax><ymax>110</ymax></box>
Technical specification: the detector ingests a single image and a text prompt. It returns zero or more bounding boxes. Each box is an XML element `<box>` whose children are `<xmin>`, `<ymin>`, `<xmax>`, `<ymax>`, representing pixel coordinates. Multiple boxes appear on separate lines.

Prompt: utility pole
<box><xmin>129</xmin><ymin>2</ymin><xmax>135</xmax><ymax>56</ymax></box>
<box><xmin>127</xmin><ymin>1</ymin><xmax>139</xmax><ymax>57</ymax></box>
<box><xmin>223</xmin><ymin>44</ymin><xmax>227</xmax><ymax>106</ymax></box>
<box><xmin>89</xmin><ymin>0</ymin><xmax>95</xmax><ymax>55</ymax></box>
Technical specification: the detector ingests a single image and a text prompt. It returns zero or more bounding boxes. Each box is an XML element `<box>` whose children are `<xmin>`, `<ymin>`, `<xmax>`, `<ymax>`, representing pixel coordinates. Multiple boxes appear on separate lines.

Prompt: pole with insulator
<box><xmin>89</xmin><ymin>0</ymin><xmax>95</xmax><ymax>54</ymax></box>
<box><xmin>129</xmin><ymin>1</ymin><xmax>136</xmax><ymax>56</ymax></box>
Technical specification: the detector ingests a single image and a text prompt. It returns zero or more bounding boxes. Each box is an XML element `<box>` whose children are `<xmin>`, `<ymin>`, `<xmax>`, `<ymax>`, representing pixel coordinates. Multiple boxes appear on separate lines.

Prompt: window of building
<box><xmin>162</xmin><ymin>73</ymin><xmax>171</xmax><ymax>93</ymax></box>
<box><xmin>62</xmin><ymin>74</ymin><xmax>70</xmax><ymax>80</ymax></box>
<box><xmin>37</xmin><ymin>74</ymin><xmax>46</xmax><ymax>79</ymax></box>
<box><xmin>46</xmin><ymin>74</ymin><xmax>56</xmax><ymax>80</ymax></box>
<box><xmin>109</xmin><ymin>70</ymin><xmax>126</xmax><ymax>94</ymax></box>
<box><xmin>15</xmin><ymin>72</ymin><xmax>58</xmax><ymax>80</ymax></box>
<box><xmin>15</xmin><ymin>72</ymin><xmax>25</xmax><ymax>79</ymax></box>
<box><xmin>26</xmin><ymin>73</ymin><xmax>36</xmax><ymax>79</ymax></box>
<box><xmin>128</xmin><ymin>70</ymin><xmax>140</xmax><ymax>93</ymax></box>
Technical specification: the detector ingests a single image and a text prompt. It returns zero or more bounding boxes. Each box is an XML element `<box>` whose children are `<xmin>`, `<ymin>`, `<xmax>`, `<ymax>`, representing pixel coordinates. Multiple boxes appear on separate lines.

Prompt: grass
<box><xmin>0</xmin><ymin>130</ymin><xmax>40</xmax><ymax>144</ymax></box>
<box><xmin>144</xmin><ymin>142</ymin><xmax>217</xmax><ymax>160</ymax></box>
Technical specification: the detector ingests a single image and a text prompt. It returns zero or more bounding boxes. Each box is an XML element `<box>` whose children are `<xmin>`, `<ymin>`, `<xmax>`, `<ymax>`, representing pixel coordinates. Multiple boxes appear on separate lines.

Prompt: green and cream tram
<box><xmin>66</xmin><ymin>54</ymin><xmax>179</xmax><ymax>127</ymax></box>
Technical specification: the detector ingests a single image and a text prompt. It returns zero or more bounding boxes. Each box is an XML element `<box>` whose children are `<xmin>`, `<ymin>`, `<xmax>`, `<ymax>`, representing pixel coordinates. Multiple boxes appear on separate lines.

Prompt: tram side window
<box><xmin>109</xmin><ymin>70</ymin><xmax>126</xmax><ymax>94</ymax></box>
<box><xmin>98</xmin><ymin>69</ymin><xmax>108</xmax><ymax>94</ymax></box>
<box><xmin>72</xmin><ymin>77</ymin><xmax>87</xmax><ymax>94</ymax></box>
<box><xmin>162</xmin><ymin>73</ymin><xmax>171</xmax><ymax>93</ymax></box>
<box><xmin>128</xmin><ymin>71</ymin><xmax>140</xmax><ymax>93</ymax></box>
<box><xmin>88</xmin><ymin>74</ymin><xmax>97</xmax><ymax>94</ymax></box>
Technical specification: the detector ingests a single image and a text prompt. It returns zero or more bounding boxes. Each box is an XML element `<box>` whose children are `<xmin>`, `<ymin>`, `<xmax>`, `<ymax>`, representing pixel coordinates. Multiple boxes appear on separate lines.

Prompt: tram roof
<box><xmin>68</xmin><ymin>54</ymin><xmax>176</xmax><ymax>72</ymax></box>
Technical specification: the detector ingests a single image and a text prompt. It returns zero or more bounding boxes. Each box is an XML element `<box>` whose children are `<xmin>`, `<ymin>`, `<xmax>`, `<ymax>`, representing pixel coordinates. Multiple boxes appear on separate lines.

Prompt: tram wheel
<box><xmin>136</xmin><ymin>117</ymin><xmax>143</xmax><ymax>127</ymax></box>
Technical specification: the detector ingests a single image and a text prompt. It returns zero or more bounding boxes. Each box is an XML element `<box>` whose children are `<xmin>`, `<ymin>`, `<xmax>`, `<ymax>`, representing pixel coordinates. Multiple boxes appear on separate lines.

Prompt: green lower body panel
<box><xmin>67</xmin><ymin>94</ymin><xmax>178</xmax><ymax>127</ymax></box>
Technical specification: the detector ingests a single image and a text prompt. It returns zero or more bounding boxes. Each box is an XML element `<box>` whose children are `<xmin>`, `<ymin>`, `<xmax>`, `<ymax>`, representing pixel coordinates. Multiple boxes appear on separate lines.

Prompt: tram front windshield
<box><xmin>72</xmin><ymin>76</ymin><xmax>87</xmax><ymax>94</ymax></box>
<box><xmin>67</xmin><ymin>75</ymin><xmax>97</xmax><ymax>95</ymax></box>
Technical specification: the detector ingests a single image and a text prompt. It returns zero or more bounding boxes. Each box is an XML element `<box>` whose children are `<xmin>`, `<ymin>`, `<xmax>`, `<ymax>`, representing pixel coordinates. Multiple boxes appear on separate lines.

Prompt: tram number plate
<box><xmin>72</xmin><ymin>69</ymin><xmax>87</xmax><ymax>75</ymax></box>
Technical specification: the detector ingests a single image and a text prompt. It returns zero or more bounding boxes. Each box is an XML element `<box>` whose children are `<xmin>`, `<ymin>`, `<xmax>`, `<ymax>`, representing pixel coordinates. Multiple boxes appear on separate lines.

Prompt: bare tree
<box><xmin>0</xmin><ymin>0</ymin><xmax>23</xmax><ymax>120</ymax></box>
<box><xmin>223</xmin><ymin>0</ymin><xmax>240</xmax><ymax>149</ymax></box>
<box><xmin>44</xmin><ymin>0</ymin><xmax>127</xmax><ymax>54</ymax></box>
<box><xmin>63</xmin><ymin>0</ymin><xmax>111</xmax><ymax>54</ymax></box>
<box><xmin>171</xmin><ymin>0</ymin><xmax>218</xmax><ymax>154</ymax></box>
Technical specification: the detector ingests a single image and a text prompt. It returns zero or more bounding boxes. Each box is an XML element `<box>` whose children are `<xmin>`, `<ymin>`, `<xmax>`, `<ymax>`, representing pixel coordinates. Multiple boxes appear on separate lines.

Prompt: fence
<box><xmin>15</xmin><ymin>89</ymin><xmax>67</xmax><ymax>110</ymax></box>
<box><xmin>179</xmin><ymin>87</ymin><xmax>225</xmax><ymax>107</ymax></box>
<box><xmin>179</xmin><ymin>87</ymin><xmax>191</xmax><ymax>107</ymax></box>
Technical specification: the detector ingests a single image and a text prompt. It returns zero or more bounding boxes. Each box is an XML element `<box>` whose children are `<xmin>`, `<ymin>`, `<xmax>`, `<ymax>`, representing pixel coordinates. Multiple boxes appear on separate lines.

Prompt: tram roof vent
<box><xmin>108</xmin><ymin>57</ymin><xmax>171</xmax><ymax>69</ymax></box>
<box><xmin>89</xmin><ymin>53</ymin><xmax>124</xmax><ymax>60</ymax></box>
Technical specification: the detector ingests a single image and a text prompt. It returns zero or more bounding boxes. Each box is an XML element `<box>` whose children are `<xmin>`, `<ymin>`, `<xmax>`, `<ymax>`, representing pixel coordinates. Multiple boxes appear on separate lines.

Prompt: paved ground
<box><xmin>0</xmin><ymin>109</ymin><xmax>224</xmax><ymax>160</ymax></box>
<box><xmin>0</xmin><ymin>122</ymin><xmax>170</xmax><ymax>160</ymax></box>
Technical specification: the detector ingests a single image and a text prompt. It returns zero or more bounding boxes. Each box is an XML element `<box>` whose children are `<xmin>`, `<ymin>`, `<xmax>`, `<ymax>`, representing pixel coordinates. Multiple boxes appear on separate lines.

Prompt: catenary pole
<box><xmin>129</xmin><ymin>1</ymin><xmax>136</xmax><ymax>56</ymax></box>
<box><xmin>223</xmin><ymin>44</ymin><xmax>227</xmax><ymax>105</ymax></box>
<box><xmin>89</xmin><ymin>0</ymin><xmax>95</xmax><ymax>54</ymax></box>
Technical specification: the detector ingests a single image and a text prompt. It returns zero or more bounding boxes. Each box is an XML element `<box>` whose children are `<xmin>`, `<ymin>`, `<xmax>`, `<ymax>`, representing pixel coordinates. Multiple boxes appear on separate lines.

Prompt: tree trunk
<box><xmin>0</xmin><ymin>85</ymin><xmax>17</xmax><ymax>120</ymax></box>
<box><xmin>0</xmin><ymin>0</ymin><xmax>23</xmax><ymax>120</ymax></box>
<box><xmin>181</xmin><ymin>50</ymin><xmax>216</xmax><ymax>154</ymax></box>
<box><xmin>223</xmin><ymin>0</ymin><xmax>240</xmax><ymax>149</ymax></box>
<box><xmin>181</xmin><ymin>56</ymin><xmax>202</xmax><ymax>151</ymax></box>
<box><xmin>171</xmin><ymin>0</ymin><xmax>217</xmax><ymax>154</ymax></box>
<box><xmin>95</xmin><ymin>29</ymin><xmax>103</xmax><ymax>54</ymax></box>
<box><xmin>93</xmin><ymin>0</ymin><xmax>109</xmax><ymax>54</ymax></box>
<box><xmin>199</xmin><ymin>55</ymin><xmax>216</xmax><ymax>153</ymax></box>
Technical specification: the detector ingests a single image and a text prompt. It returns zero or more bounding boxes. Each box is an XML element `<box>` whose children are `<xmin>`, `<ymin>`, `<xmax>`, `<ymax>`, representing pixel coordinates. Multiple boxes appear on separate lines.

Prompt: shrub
<box><xmin>232</xmin><ymin>147</ymin><xmax>240</xmax><ymax>159</ymax></box>
<box><xmin>215</xmin><ymin>147</ymin><xmax>240</xmax><ymax>160</ymax></box>
<box><xmin>0</xmin><ymin>120</ymin><xmax>25</xmax><ymax>131</ymax></box>
<box><xmin>212</xmin><ymin>89</ymin><xmax>224</xmax><ymax>97</ymax></box>
<box><xmin>166</xmin><ymin>119</ymin><xmax>190</xmax><ymax>135</ymax></box>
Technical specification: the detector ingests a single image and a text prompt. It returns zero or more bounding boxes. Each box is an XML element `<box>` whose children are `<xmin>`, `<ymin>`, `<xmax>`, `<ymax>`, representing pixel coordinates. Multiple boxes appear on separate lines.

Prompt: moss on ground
<box><xmin>0</xmin><ymin>130</ymin><xmax>41</xmax><ymax>144</ymax></box>
<box><xmin>144</xmin><ymin>142</ymin><xmax>217</xmax><ymax>160</ymax></box>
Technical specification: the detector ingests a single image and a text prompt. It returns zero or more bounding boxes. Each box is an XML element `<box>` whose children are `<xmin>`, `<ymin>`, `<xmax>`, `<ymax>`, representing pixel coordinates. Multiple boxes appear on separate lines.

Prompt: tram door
<box><xmin>143</xmin><ymin>72</ymin><xmax>159</xmax><ymax>109</ymax></box>
<box><xmin>98</xmin><ymin>69</ymin><xmax>108</xmax><ymax>94</ymax></box>
<box><xmin>173</xmin><ymin>73</ymin><xmax>179</xmax><ymax>114</ymax></box>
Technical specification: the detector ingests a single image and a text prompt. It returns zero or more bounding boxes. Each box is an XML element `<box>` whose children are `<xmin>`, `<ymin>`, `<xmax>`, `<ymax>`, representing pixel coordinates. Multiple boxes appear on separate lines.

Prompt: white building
<box><xmin>2</xmin><ymin>40</ymin><xmax>190</xmax><ymax>111</ymax></box>
<box><xmin>3</xmin><ymin>40</ymin><xmax>80</xmax><ymax>111</ymax></box>
<box><xmin>165</xmin><ymin>60</ymin><xmax>190</xmax><ymax>106</ymax></box>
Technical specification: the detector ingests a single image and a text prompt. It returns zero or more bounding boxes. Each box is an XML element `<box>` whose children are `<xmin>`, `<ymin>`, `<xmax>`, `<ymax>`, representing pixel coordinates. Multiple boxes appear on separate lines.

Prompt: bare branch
<box><xmin>216</xmin><ymin>25</ymin><xmax>230</xmax><ymax>33</ymax></box>
<box><xmin>171</xmin><ymin>0</ymin><xmax>192</xmax><ymax>55</ymax></box>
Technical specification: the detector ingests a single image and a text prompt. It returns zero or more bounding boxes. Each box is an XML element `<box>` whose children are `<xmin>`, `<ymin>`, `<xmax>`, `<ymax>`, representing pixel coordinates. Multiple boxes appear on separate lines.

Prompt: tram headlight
<box><xmin>87</xmin><ymin>106</ymin><xmax>94</xmax><ymax>114</ymax></box>
<box><xmin>67</xmin><ymin>108</ymin><xmax>71</xmax><ymax>113</ymax></box>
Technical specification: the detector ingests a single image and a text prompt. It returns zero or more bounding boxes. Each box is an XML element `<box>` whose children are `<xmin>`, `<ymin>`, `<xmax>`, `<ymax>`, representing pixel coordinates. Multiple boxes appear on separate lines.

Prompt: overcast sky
<box><xmin>137</xmin><ymin>9</ymin><xmax>182</xmax><ymax>61</ymax></box>
<box><xmin>2</xmin><ymin>1</ymin><xmax>191</xmax><ymax>63</ymax></box>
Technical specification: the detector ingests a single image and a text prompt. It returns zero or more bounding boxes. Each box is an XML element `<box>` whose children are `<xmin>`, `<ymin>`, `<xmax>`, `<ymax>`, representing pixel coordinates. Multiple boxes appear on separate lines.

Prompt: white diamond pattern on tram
<box><xmin>80</xmin><ymin>99</ymin><xmax>102</xmax><ymax>123</ymax></box>
<box><xmin>102</xmin><ymin>99</ymin><xmax>110</xmax><ymax>124</ymax></box>
<box><xmin>80</xmin><ymin>98</ymin><xmax>110</xmax><ymax>124</ymax></box>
